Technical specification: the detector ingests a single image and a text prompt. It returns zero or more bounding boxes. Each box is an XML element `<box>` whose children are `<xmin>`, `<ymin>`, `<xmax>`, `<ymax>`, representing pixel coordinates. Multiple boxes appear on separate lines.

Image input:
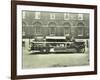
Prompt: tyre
<box><xmin>80</xmin><ymin>48</ymin><xmax>85</xmax><ymax>53</ymax></box>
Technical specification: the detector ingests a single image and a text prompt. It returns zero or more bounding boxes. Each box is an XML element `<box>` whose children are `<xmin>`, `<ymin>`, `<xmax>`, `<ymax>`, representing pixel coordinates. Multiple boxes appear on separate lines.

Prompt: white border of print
<box><xmin>17</xmin><ymin>5</ymin><xmax>94</xmax><ymax>75</ymax></box>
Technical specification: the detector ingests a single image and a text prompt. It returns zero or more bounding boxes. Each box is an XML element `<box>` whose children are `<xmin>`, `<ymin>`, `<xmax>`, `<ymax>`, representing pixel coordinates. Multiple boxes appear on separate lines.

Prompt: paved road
<box><xmin>22</xmin><ymin>48</ymin><xmax>89</xmax><ymax>69</ymax></box>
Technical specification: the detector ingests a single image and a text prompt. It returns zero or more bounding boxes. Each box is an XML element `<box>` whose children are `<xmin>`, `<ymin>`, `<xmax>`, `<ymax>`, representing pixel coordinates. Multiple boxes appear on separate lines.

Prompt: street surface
<box><xmin>22</xmin><ymin>42</ymin><xmax>89</xmax><ymax>69</ymax></box>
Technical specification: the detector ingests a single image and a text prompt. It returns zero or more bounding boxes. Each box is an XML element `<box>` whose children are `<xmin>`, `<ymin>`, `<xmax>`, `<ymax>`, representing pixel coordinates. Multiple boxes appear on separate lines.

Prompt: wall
<box><xmin>0</xmin><ymin>0</ymin><xmax>99</xmax><ymax>80</ymax></box>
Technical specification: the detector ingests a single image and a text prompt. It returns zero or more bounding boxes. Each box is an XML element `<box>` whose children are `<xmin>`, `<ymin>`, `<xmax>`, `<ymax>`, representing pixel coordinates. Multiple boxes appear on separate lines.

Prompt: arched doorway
<box><xmin>76</xmin><ymin>22</ymin><xmax>85</xmax><ymax>38</ymax></box>
<box><xmin>48</xmin><ymin>22</ymin><xmax>56</xmax><ymax>36</ymax></box>
<box><xmin>63</xmin><ymin>22</ymin><xmax>71</xmax><ymax>36</ymax></box>
<box><xmin>33</xmin><ymin>22</ymin><xmax>42</xmax><ymax>36</ymax></box>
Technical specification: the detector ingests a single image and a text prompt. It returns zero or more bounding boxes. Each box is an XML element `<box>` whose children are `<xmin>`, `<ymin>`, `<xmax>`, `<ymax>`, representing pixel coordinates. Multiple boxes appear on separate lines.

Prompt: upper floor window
<box><xmin>22</xmin><ymin>11</ymin><xmax>25</xmax><ymax>19</ymax></box>
<box><xmin>64</xmin><ymin>13</ymin><xmax>69</xmax><ymax>20</ymax></box>
<box><xmin>50</xmin><ymin>13</ymin><xmax>55</xmax><ymax>19</ymax></box>
<box><xmin>35</xmin><ymin>12</ymin><xmax>40</xmax><ymax>19</ymax></box>
<box><xmin>78</xmin><ymin>14</ymin><xmax>83</xmax><ymax>20</ymax></box>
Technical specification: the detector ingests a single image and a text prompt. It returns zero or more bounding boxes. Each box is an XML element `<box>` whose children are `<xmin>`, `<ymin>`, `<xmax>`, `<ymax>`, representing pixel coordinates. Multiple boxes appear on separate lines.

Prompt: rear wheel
<box><xmin>46</xmin><ymin>48</ymin><xmax>50</xmax><ymax>53</ymax></box>
<box><xmin>80</xmin><ymin>48</ymin><xmax>85</xmax><ymax>53</ymax></box>
<box><xmin>43</xmin><ymin>49</ymin><xmax>46</xmax><ymax>52</ymax></box>
<box><xmin>40</xmin><ymin>48</ymin><xmax>46</xmax><ymax>53</ymax></box>
<box><xmin>76</xmin><ymin>47</ymin><xmax>85</xmax><ymax>53</ymax></box>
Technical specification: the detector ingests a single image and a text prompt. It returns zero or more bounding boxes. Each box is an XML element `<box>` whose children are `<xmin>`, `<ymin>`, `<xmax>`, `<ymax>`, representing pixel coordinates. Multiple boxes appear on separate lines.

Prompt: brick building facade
<box><xmin>22</xmin><ymin>11</ymin><xmax>89</xmax><ymax>39</ymax></box>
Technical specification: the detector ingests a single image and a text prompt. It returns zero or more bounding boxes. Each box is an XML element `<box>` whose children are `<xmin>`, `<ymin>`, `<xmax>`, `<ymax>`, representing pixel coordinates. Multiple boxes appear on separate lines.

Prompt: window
<box><xmin>48</xmin><ymin>22</ymin><xmax>56</xmax><ymax>35</ymax></box>
<box><xmin>33</xmin><ymin>22</ymin><xmax>42</xmax><ymax>35</ymax></box>
<box><xmin>35</xmin><ymin>12</ymin><xmax>40</xmax><ymax>19</ymax></box>
<box><xmin>50</xmin><ymin>27</ymin><xmax>55</xmax><ymax>34</ymax></box>
<box><xmin>63</xmin><ymin>22</ymin><xmax>71</xmax><ymax>35</ymax></box>
<box><xmin>77</xmin><ymin>27</ymin><xmax>83</xmax><ymax>36</ymax></box>
<box><xmin>77</xmin><ymin>22</ymin><xmax>85</xmax><ymax>36</ymax></box>
<box><xmin>77</xmin><ymin>22</ymin><xmax>84</xmax><ymax>27</ymax></box>
<box><xmin>22</xmin><ymin>31</ymin><xmax>25</xmax><ymax>36</ymax></box>
<box><xmin>78</xmin><ymin>14</ymin><xmax>83</xmax><ymax>20</ymax></box>
<box><xmin>64</xmin><ymin>13</ymin><xmax>69</xmax><ymax>20</ymax></box>
<box><xmin>22</xmin><ymin>11</ymin><xmax>25</xmax><ymax>19</ymax></box>
<box><xmin>50</xmin><ymin>13</ymin><xmax>55</xmax><ymax>19</ymax></box>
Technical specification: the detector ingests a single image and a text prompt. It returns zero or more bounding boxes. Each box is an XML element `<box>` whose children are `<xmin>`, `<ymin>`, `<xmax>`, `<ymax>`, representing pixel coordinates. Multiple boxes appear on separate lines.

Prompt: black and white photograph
<box><xmin>11</xmin><ymin>1</ymin><xmax>97</xmax><ymax>79</ymax></box>
<box><xmin>22</xmin><ymin>11</ymin><xmax>89</xmax><ymax>69</ymax></box>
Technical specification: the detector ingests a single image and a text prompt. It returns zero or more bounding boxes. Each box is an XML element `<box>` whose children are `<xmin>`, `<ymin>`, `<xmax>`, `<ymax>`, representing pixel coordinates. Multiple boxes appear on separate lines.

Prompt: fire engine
<box><xmin>29</xmin><ymin>36</ymin><xmax>85</xmax><ymax>53</ymax></box>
